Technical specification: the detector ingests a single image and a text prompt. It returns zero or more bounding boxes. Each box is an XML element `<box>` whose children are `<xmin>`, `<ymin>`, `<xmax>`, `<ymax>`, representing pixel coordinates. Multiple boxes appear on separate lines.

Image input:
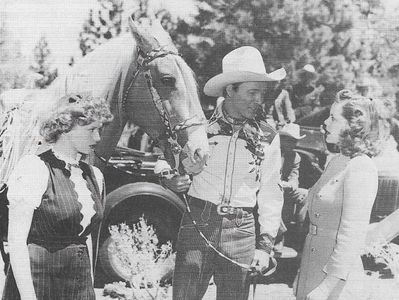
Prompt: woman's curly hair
<box><xmin>40</xmin><ymin>93</ymin><xmax>114</xmax><ymax>143</ymax></box>
<box><xmin>335</xmin><ymin>89</ymin><xmax>382</xmax><ymax>158</ymax></box>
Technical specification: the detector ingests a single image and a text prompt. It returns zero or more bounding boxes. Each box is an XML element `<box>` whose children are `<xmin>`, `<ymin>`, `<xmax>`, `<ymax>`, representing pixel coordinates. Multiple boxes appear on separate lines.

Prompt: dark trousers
<box><xmin>2</xmin><ymin>243</ymin><xmax>95</xmax><ymax>300</ymax></box>
<box><xmin>173</xmin><ymin>197</ymin><xmax>255</xmax><ymax>300</ymax></box>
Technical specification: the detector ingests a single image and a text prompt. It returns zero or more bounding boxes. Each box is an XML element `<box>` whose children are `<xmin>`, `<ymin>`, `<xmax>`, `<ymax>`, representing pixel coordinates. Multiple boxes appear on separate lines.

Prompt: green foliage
<box><xmin>0</xmin><ymin>19</ymin><xmax>29</xmax><ymax>92</ymax></box>
<box><xmin>78</xmin><ymin>0</ymin><xmax>124</xmax><ymax>56</ymax></box>
<box><xmin>169</xmin><ymin>0</ymin><xmax>399</xmax><ymax>106</ymax></box>
<box><xmin>30</xmin><ymin>36</ymin><xmax>58</xmax><ymax>89</ymax></box>
<box><xmin>74</xmin><ymin>0</ymin><xmax>399</xmax><ymax>106</ymax></box>
<box><xmin>78</xmin><ymin>0</ymin><xmax>173</xmax><ymax>57</ymax></box>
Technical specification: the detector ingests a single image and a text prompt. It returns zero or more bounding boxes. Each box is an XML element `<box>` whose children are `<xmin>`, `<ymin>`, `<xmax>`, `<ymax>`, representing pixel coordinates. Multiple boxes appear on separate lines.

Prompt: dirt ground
<box><xmin>95</xmin><ymin>283</ymin><xmax>296</xmax><ymax>300</ymax></box>
<box><xmin>2</xmin><ymin>253</ymin><xmax>397</xmax><ymax>299</ymax></box>
<box><xmin>95</xmin><ymin>279</ymin><xmax>399</xmax><ymax>300</ymax></box>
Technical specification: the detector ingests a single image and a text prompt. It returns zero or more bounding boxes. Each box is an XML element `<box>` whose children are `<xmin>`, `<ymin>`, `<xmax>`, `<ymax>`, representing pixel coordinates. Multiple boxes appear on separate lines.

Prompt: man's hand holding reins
<box><xmin>250</xmin><ymin>249</ymin><xmax>270</xmax><ymax>275</ymax></box>
<box><xmin>161</xmin><ymin>174</ymin><xmax>192</xmax><ymax>193</ymax></box>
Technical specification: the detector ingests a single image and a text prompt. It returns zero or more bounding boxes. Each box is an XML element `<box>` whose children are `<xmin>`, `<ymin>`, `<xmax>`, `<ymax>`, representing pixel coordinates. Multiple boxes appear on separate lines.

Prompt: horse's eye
<box><xmin>161</xmin><ymin>76</ymin><xmax>176</xmax><ymax>87</ymax></box>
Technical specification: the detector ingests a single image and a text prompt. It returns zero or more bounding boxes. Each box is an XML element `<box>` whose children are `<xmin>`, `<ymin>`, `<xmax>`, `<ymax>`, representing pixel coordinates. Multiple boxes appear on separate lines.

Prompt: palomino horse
<box><xmin>0</xmin><ymin>18</ymin><xmax>209</xmax><ymax>185</ymax></box>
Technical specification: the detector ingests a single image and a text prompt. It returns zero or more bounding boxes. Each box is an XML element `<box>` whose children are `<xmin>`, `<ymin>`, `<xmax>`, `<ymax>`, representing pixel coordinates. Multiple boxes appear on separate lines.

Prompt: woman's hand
<box><xmin>305</xmin><ymin>275</ymin><xmax>340</xmax><ymax>300</ymax></box>
<box><xmin>305</xmin><ymin>285</ymin><xmax>329</xmax><ymax>300</ymax></box>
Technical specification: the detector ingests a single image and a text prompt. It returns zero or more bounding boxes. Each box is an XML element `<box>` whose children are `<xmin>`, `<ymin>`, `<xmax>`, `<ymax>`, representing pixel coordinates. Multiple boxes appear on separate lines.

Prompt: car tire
<box><xmin>97</xmin><ymin>187</ymin><xmax>183</xmax><ymax>283</ymax></box>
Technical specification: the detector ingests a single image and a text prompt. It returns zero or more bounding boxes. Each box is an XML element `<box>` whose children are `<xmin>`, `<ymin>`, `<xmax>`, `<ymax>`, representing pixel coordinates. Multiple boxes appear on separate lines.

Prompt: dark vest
<box><xmin>27</xmin><ymin>150</ymin><xmax>103</xmax><ymax>251</ymax></box>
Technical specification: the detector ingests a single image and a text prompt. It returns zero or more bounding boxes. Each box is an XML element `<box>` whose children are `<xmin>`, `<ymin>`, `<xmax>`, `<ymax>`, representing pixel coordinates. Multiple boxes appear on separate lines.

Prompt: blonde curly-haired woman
<box><xmin>2</xmin><ymin>93</ymin><xmax>113</xmax><ymax>300</ymax></box>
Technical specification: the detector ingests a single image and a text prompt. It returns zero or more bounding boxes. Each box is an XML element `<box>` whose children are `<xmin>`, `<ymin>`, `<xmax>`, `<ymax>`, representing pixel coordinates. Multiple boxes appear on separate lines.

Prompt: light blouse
<box><xmin>7</xmin><ymin>153</ymin><xmax>103</xmax><ymax>234</ymax></box>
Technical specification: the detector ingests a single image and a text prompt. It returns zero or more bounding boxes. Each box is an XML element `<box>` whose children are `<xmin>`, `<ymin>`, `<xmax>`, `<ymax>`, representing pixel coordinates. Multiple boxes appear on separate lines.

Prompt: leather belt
<box><xmin>189</xmin><ymin>197</ymin><xmax>253</xmax><ymax>215</ymax></box>
<box><xmin>216</xmin><ymin>204</ymin><xmax>253</xmax><ymax>216</ymax></box>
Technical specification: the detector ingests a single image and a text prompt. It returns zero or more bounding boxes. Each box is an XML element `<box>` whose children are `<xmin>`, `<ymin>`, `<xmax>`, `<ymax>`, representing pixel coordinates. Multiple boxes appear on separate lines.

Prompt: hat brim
<box><xmin>204</xmin><ymin>68</ymin><xmax>286</xmax><ymax>97</ymax></box>
<box><xmin>279</xmin><ymin>132</ymin><xmax>306</xmax><ymax>140</ymax></box>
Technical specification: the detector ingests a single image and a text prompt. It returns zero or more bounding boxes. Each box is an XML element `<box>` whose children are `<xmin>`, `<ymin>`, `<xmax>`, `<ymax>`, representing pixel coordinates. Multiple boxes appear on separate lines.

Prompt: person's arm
<box><xmin>282</xmin><ymin>89</ymin><xmax>296</xmax><ymax>123</ymax></box>
<box><xmin>257</xmin><ymin>135</ymin><xmax>284</xmax><ymax>253</ymax></box>
<box><xmin>7</xmin><ymin>155</ymin><xmax>48</xmax><ymax>300</ymax></box>
<box><xmin>308</xmin><ymin>157</ymin><xmax>378</xmax><ymax>299</ymax></box>
<box><xmin>274</xmin><ymin>90</ymin><xmax>287</xmax><ymax>124</ymax></box>
<box><xmin>154</xmin><ymin>159</ymin><xmax>192</xmax><ymax>193</ymax></box>
<box><xmin>285</xmin><ymin>152</ymin><xmax>301</xmax><ymax>191</ymax></box>
<box><xmin>8</xmin><ymin>207</ymin><xmax>36</xmax><ymax>300</ymax></box>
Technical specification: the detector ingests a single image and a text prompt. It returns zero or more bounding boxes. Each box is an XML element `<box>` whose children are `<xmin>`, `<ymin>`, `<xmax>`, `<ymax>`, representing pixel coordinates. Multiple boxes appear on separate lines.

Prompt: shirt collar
<box><xmin>210</xmin><ymin>98</ymin><xmax>247</xmax><ymax>127</ymax></box>
<box><xmin>210</xmin><ymin>99</ymin><xmax>265</xmax><ymax>133</ymax></box>
<box><xmin>51</xmin><ymin>150</ymin><xmax>81</xmax><ymax>168</ymax></box>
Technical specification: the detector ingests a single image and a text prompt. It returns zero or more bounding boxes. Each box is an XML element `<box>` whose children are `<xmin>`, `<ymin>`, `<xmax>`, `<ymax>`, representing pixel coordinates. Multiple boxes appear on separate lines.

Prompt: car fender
<box><xmin>103</xmin><ymin>181</ymin><xmax>185</xmax><ymax>223</ymax></box>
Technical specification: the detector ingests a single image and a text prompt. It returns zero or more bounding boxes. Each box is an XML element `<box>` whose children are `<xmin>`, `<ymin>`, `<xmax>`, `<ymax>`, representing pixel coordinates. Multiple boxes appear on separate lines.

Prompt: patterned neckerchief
<box><xmin>207</xmin><ymin>102</ymin><xmax>271</xmax><ymax>181</ymax></box>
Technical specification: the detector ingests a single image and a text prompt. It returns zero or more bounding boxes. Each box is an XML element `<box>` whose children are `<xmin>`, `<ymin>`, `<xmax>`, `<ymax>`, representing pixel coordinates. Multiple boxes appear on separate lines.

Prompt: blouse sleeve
<box><xmin>323</xmin><ymin>156</ymin><xmax>378</xmax><ymax>280</ymax></box>
<box><xmin>7</xmin><ymin>155</ymin><xmax>49</xmax><ymax>211</ymax></box>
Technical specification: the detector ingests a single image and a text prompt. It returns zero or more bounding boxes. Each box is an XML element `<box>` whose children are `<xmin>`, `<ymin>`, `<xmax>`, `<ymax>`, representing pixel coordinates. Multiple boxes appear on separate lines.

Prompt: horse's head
<box><xmin>124</xmin><ymin>18</ymin><xmax>209</xmax><ymax>173</ymax></box>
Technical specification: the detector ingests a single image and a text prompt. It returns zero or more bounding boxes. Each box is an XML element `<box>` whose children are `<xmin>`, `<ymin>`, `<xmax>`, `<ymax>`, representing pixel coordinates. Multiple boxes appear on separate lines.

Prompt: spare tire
<box><xmin>97</xmin><ymin>182</ymin><xmax>184</xmax><ymax>283</ymax></box>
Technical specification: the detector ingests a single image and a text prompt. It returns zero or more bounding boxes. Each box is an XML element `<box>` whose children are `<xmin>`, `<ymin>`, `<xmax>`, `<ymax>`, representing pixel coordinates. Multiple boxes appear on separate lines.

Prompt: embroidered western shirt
<box><xmin>188</xmin><ymin>102</ymin><xmax>284</xmax><ymax>241</ymax></box>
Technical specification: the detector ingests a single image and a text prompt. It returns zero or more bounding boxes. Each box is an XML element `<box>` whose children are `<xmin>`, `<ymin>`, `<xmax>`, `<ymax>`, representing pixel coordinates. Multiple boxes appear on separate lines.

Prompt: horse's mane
<box><xmin>174</xmin><ymin>56</ymin><xmax>201</xmax><ymax>112</ymax></box>
<box><xmin>50</xmin><ymin>33</ymin><xmax>137</xmax><ymax>105</ymax></box>
<box><xmin>0</xmin><ymin>34</ymin><xmax>138</xmax><ymax>185</ymax></box>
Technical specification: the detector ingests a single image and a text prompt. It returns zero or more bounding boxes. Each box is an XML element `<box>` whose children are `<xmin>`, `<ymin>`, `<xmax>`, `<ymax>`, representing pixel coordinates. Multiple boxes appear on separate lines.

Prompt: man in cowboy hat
<box><xmin>290</xmin><ymin>64</ymin><xmax>318</xmax><ymax>119</ymax></box>
<box><xmin>172</xmin><ymin>46</ymin><xmax>286</xmax><ymax>300</ymax></box>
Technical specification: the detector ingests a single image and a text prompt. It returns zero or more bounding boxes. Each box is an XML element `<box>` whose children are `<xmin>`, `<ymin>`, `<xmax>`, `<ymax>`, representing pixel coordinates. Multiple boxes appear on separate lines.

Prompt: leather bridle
<box><xmin>120</xmin><ymin>46</ymin><xmax>205</xmax><ymax>170</ymax></box>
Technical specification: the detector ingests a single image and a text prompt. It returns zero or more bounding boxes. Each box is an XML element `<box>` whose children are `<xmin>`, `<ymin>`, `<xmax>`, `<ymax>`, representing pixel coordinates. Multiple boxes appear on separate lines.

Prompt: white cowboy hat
<box><xmin>204</xmin><ymin>46</ymin><xmax>286</xmax><ymax>97</ymax></box>
<box><xmin>303</xmin><ymin>64</ymin><xmax>316</xmax><ymax>73</ymax></box>
<box><xmin>279</xmin><ymin>123</ymin><xmax>306</xmax><ymax>140</ymax></box>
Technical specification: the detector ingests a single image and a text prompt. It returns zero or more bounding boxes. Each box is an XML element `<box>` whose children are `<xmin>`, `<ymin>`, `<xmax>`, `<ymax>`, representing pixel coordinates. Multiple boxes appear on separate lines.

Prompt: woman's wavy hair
<box><xmin>372</xmin><ymin>97</ymin><xmax>396</xmax><ymax>141</ymax></box>
<box><xmin>335</xmin><ymin>89</ymin><xmax>382</xmax><ymax>158</ymax></box>
<box><xmin>40</xmin><ymin>93</ymin><xmax>114</xmax><ymax>143</ymax></box>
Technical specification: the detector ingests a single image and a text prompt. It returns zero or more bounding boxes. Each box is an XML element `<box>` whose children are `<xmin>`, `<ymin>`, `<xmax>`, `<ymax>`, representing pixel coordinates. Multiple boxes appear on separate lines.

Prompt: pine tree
<box><xmin>30</xmin><ymin>36</ymin><xmax>58</xmax><ymax>89</ymax></box>
<box><xmin>78</xmin><ymin>0</ymin><xmax>124</xmax><ymax>56</ymax></box>
<box><xmin>0</xmin><ymin>17</ymin><xmax>28</xmax><ymax>92</ymax></box>
<box><xmin>78</xmin><ymin>0</ymin><xmax>171</xmax><ymax>57</ymax></box>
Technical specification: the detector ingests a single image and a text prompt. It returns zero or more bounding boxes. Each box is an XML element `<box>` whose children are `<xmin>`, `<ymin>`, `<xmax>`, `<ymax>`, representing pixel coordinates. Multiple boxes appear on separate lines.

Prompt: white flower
<box><xmin>107</xmin><ymin>217</ymin><xmax>173</xmax><ymax>299</ymax></box>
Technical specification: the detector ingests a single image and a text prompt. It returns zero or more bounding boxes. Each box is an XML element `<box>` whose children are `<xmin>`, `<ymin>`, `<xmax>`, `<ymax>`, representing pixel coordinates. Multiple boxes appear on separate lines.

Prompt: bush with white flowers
<box><xmin>103</xmin><ymin>217</ymin><xmax>173</xmax><ymax>300</ymax></box>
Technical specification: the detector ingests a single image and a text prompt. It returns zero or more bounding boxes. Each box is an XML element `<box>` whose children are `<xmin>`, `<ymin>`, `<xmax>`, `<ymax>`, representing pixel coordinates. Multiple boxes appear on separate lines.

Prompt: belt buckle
<box><xmin>310</xmin><ymin>224</ymin><xmax>317</xmax><ymax>235</ymax></box>
<box><xmin>217</xmin><ymin>204</ymin><xmax>234</xmax><ymax>216</ymax></box>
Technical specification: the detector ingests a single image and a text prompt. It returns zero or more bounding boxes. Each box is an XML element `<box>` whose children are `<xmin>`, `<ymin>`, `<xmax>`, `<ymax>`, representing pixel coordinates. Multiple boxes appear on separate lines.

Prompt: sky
<box><xmin>1</xmin><ymin>0</ymin><xmax>398</xmax><ymax>72</ymax></box>
<box><xmin>2</xmin><ymin>0</ymin><xmax>198</xmax><ymax>72</ymax></box>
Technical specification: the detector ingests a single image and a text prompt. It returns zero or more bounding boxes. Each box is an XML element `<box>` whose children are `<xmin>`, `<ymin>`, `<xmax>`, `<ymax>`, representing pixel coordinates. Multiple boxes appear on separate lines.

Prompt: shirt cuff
<box><xmin>256</xmin><ymin>233</ymin><xmax>275</xmax><ymax>254</ymax></box>
<box><xmin>322</xmin><ymin>261</ymin><xmax>349</xmax><ymax>281</ymax></box>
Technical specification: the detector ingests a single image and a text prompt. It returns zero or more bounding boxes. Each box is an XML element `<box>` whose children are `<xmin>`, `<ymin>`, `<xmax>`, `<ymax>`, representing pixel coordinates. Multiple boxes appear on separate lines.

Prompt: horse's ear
<box><xmin>150</xmin><ymin>19</ymin><xmax>176</xmax><ymax>50</ymax></box>
<box><xmin>129</xmin><ymin>17</ymin><xmax>159</xmax><ymax>53</ymax></box>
